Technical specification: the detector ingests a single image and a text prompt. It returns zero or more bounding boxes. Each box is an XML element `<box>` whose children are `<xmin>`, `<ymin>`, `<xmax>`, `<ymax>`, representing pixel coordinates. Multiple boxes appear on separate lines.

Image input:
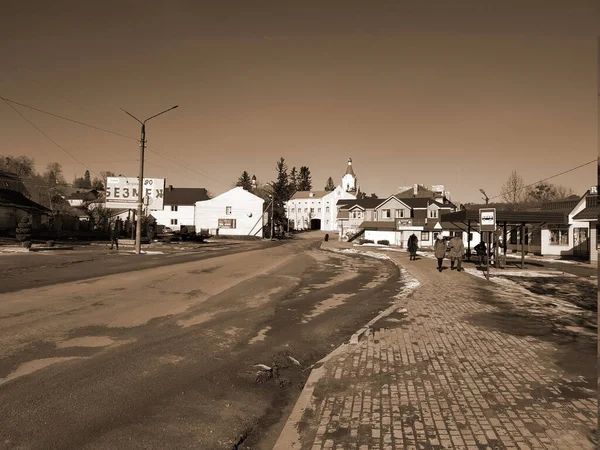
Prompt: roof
<box><xmin>396</xmin><ymin>185</ymin><xmax>436</xmax><ymax>198</ymax></box>
<box><xmin>345</xmin><ymin>162</ymin><xmax>355</xmax><ymax>176</ymax></box>
<box><xmin>337</xmin><ymin>198</ymin><xmax>382</xmax><ymax>209</ymax></box>
<box><xmin>540</xmin><ymin>198</ymin><xmax>581</xmax><ymax>212</ymax></box>
<box><xmin>65</xmin><ymin>189</ymin><xmax>100</xmax><ymax>201</ymax></box>
<box><xmin>0</xmin><ymin>172</ymin><xmax>29</xmax><ymax>195</ymax></box>
<box><xmin>441</xmin><ymin>209</ymin><xmax>567</xmax><ymax>224</ymax></box>
<box><xmin>0</xmin><ymin>188</ymin><xmax>51</xmax><ymax>214</ymax></box>
<box><xmin>164</xmin><ymin>188</ymin><xmax>209</xmax><ymax>205</ymax></box>
<box><xmin>291</xmin><ymin>190</ymin><xmax>329</xmax><ymax>199</ymax></box>
<box><xmin>357</xmin><ymin>220</ymin><xmax>396</xmax><ymax>231</ymax></box>
<box><xmin>397</xmin><ymin>197</ymin><xmax>430</xmax><ymax>208</ymax></box>
<box><xmin>572</xmin><ymin>206</ymin><xmax>599</xmax><ymax>221</ymax></box>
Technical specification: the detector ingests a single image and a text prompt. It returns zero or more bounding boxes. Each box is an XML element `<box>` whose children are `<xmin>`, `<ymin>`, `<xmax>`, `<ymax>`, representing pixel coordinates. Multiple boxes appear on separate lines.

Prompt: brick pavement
<box><xmin>274</xmin><ymin>243</ymin><xmax>597</xmax><ymax>450</ymax></box>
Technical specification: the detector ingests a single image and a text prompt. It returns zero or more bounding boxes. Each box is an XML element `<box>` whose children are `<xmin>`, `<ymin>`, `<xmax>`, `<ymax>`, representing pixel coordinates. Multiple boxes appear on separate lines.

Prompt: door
<box><xmin>573</xmin><ymin>228</ymin><xmax>589</xmax><ymax>260</ymax></box>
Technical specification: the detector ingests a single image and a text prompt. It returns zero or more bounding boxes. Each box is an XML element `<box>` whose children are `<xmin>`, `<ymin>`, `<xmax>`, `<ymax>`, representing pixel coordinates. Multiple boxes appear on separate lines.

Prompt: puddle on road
<box><xmin>0</xmin><ymin>357</ymin><xmax>84</xmax><ymax>386</ymax></box>
<box><xmin>302</xmin><ymin>293</ymin><xmax>354</xmax><ymax>323</ymax></box>
<box><xmin>248</xmin><ymin>326</ymin><xmax>272</xmax><ymax>344</ymax></box>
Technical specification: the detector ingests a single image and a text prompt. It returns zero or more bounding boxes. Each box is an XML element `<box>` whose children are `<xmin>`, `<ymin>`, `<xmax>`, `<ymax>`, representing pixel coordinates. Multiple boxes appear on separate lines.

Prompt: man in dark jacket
<box><xmin>110</xmin><ymin>218</ymin><xmax>122</xmax><ymax>250</ymax></box>
<box><xmin>407</xmin><ymin>234</ymin><xmax>419</xmax><ymax>260</ymax></box>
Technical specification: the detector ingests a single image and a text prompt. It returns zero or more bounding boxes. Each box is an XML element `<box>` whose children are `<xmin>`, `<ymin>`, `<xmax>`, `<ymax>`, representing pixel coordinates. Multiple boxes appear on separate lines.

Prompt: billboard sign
<box><xmin>218</xmin><ymin>218</ymin><xmax>236</xmax><ymax>229</ymax></box>
<box><xmin>105</xmin><ymin>177</ymin><xmax>165</xmax><ymax>210</ymax></box>
<box><xmin>479</xmin><ymin>208</ymin><xmax>497</xmax><ymax>232</ymax></box>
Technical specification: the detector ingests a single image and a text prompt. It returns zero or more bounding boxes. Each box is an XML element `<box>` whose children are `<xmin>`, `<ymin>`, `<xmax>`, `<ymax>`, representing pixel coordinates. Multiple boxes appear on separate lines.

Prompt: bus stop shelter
<box><xmin>440</xmin><ymin>209</ymin><xmax>567</xmax><ymax>269</ymax></box>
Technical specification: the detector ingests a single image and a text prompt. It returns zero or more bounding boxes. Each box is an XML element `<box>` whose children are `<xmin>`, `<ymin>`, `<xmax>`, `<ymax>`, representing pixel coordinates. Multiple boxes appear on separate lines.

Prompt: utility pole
<box><xmin>270</xmin><ymin>194</ymin><xmax>275</xmax><ymax>240</ymax></box>
<box><xmin>121</xmin><ymin>105</ymin><xmax>178</xmax><ymax>254</ymax></box>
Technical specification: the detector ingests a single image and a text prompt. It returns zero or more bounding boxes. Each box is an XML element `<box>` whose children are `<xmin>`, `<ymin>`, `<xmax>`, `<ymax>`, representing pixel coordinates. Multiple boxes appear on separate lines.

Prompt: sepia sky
<box><xmin>1</xmin><ymin>1</ymin><xmax>597</xmax><ymax>203</ymax></box>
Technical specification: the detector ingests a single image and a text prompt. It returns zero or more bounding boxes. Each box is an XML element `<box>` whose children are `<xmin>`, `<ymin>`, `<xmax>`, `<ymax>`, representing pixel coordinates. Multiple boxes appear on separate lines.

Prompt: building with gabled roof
<box><xmin>286</xmin><ymin>159</ymin><xmax>358</xmax><ymax>231</ymax></box>
<box><xmin>0</xmin><ymin>188</ymin><xmax>51</xmax><ymax>232</ymax></box>
<box><xmin>152</xmin><ymin>185</ymin><xmax>210</xmax><ymax>231</ymax></box>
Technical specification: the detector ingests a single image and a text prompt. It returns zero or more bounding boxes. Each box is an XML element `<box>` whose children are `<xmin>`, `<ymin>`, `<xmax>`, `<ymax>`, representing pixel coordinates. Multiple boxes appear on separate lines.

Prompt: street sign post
<box><xmin>479</xmin><ymin>208</ymin><xmax>497</xmax><ymax>232</ymax></box>
<box><xmin>105</xmin><ymin>177</ymin><xmax>165</xmax><ymax>210</ymax></box>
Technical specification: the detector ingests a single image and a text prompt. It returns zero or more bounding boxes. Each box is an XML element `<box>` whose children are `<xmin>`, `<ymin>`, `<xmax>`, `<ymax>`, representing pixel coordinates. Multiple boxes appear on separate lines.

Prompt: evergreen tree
<box><xmin>236</xmin><ymin>171</ymin><xmax>253</xmax><ymax>191</ymax></box>
<box><xmin>288</xmin><ymin>167</ymin><xmax>298</xmax><ymax>192</ymax></box>
<box><xmin>324</xmin><ymin>177</ymin><xmax>335</xmax><ymax>191</ymax></box>
<box><xmin>270</xmin><ymin>157</ymin><xmax>290</xmax><ymax>236</ymax></box>
<box><xmin>297</xmin><ymin>166</ymin><xmax>312</xmax><ymax>191</ymax></box>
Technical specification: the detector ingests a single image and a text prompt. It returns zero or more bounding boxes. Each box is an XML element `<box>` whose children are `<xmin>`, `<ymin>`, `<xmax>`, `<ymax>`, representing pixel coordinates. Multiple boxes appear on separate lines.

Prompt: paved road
<box><xmin>0</xmin><ymin>239</ymin><xmax>276</xmax><ymax>294</ymax></box>
<box><xmin>0</xmin><ymin>235</ymin><xmax>402</xmax><ymax>449</ymax></box>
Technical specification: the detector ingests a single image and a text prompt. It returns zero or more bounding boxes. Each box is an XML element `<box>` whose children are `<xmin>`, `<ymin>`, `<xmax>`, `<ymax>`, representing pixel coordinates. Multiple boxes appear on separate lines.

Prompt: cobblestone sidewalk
<box><xmin>274</xmin><ymin>244</ymin><xmax>597</xmax><ymax>450</ymax></box>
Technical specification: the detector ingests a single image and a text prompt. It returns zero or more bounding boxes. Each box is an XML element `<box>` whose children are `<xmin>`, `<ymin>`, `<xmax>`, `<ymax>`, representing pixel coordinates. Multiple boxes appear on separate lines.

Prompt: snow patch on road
<box><xmin>56</xmin><ymin>336</ymin><xmax>117</xmax><ymax>348</ymax></box>
<box><xmin>0</xmin><ymin>357</ymin><xmax>84</xmax><ymax>386</ymax></box>
<box><xmin>393</xmin><ymin>267</ymin><xmax>421</xmax><ymax>300</ymax></box>
<box><xmin>249</xmin><ymin>326</ymin><xmax>272</xmax><ymax>344</ymax></box>
<box><xmin>302</xmin><ymin>293</ymin><xmax>354</xmax><ymax>323</ymax></box>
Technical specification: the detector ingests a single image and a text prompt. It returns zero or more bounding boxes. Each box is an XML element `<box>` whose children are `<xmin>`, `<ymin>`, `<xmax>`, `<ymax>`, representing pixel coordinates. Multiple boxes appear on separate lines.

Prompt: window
<box><xmin>171</xmin><ymin>205</ymin><xmax>178</xmax><ymax>211</ymax></box>
<box><xmin>326</xmin><ymin>206</ymin><xmax>330</xmax><ymax>213</ymax></box>
<box><xmin>310</xmin><ymin>208</ymin><xmax>315</xmax><ymax>213</ymax></box>
<box><xmin>171</xmin><ymin>219</ymin><xmax>178</xmax><ymax>225</ymax></box>
<box><xmin>396</xmin><ymin>209</ymin><xmax>405</xmax><ymax>218</ymax></box>
<box><xmin>429</xmin><ymin>209</ymin><xmax>438</xmax><ymax>218</ymax></box>
<box><xmin>317</xmin><ymin>208</ymin><xmax>321</xmax><ymax>213</ymax></box>
<box><xmin>304</xmin><ymin>208</ymin><xmax>308</xmax><ymax>213</ymax></box>
<box><xmin>549</xmin><ymin>228</ymin><xmax>568</xmax><ymax>245</ymax></box>
<box><xmin>421</xmin><ymin>231</ymin><xmax>430</xmax><ymax>241</ymax></box>
<box><xmin>291</xmin><ymin>208</ymin><xmax>295</xmax><ymax>213</ymax></box>
<box><xmin>381</xmin><ymin>209</ymin><xmax>391</xmax><ymax>218</ymax></box>
<box><xmin>226</xmin><ymin>206</ymin><xmax>232</xmax><ymax>215</ymax></box>
<box><xmin>510</xmin><ymin>229</ymin><xmax>518</xmax><ymax>244</ymax></box>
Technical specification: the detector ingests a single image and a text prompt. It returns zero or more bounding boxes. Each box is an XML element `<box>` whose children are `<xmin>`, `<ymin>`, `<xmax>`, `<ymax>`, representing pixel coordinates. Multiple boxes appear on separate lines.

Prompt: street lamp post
<box><xmin>121</xmin><ymin>105</ymin><xmax>178</xmax><ymax>254</ymax></box>
<box><xmin>479</xmin><ymin>188</ymin><xmax>489</xmax><ymax>205</ymax></box>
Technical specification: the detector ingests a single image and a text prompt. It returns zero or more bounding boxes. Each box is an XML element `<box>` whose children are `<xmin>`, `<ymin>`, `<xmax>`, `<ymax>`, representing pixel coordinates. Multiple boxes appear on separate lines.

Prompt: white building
<box><xmin>195</xmin><ymin>186</ymin><xmax>265</xmax><ymax>237</ymax></box>
<box><xmin>287</xmin><ymin>159</ymin><xmax>358</xmax><ymax>231</ymax></box>
<box><xmin>152</xmin><ymin>186</ymin><xmax>209</xmax><ymax>231</ymax></box>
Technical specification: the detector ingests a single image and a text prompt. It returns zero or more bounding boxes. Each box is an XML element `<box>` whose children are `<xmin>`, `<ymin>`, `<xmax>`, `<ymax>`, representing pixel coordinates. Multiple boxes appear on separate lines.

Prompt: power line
<box><xmin>0</xmin><ymin>96</ymin><xmax>138</xmax><ymax>141</ymax></box>
<box><xmin>490</xmin><ymin>158</ymin><xmax>598</xmax><ymax>201</ymax></box>
<box><xmin>2</xmin><ymin>98</ymin><xmax>100</xmax><ymax>178</ymax></box>
<box><xmin>1</xmin><ymin>95</ymin><xmax>230</xmax><ymax>187</ymax></box>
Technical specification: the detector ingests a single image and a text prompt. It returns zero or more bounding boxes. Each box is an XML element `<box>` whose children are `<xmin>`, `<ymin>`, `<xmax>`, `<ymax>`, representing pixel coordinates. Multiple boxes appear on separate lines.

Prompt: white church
<box><xmin>286</xmin><ymin>158</ymin><xmax>358</xmax><ymax>231</ymax></box>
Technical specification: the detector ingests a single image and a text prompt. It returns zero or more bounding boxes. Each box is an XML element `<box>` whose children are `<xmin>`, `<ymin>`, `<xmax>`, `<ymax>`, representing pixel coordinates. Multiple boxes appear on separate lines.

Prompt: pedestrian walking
<box><xmin>407</xmin><ymin>233</ymin><xmax>419</xmax><ymax>260</ymax></box>
<box><xmin>433</xmin><ymin>234</ymin><xmax>446</xmax><ymax>272</ymax></box>
<box><xmin>448</xmin><ymin>234</ymin><xmax>465</xmax><ymax>271</ymax></box>
<box><xmin>110</xmin><ymin>218</ymin><xmax>122</xmax><ymax>250</ymax></box>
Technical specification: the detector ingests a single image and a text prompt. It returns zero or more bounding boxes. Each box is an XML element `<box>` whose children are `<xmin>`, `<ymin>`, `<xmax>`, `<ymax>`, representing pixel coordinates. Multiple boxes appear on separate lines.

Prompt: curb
<box><xmin>273</xmin><ymin>344</ymin><xmax>349</xmax><ymax>450</ymax></box>
<box><xmin>273</xmin><ymin>243</ymin><xmax>422</xmax><ymax>448</ymax></box>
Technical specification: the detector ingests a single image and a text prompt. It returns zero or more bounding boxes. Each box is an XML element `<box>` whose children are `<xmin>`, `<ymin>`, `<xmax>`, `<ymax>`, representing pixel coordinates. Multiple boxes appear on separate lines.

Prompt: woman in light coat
<box><xmin>448</xmin><ymin>235</ymin><xmax>465</xmax><ymax>271</ymax></box>
<box><xmin>433</xmin><ymin>235</ymin><xmax>447</xmax><ymax>272</ymax></box>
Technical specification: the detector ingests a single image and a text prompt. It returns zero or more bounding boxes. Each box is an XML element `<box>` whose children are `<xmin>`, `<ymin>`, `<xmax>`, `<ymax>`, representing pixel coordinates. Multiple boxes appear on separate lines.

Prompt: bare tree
<box><xmin>501</xmin><ymin>171</ymin><xmax>525</xmax><ymax>208</ymax></box>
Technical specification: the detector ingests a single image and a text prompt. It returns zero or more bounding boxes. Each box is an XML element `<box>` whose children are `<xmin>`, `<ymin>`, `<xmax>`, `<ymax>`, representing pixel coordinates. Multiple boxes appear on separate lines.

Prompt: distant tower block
<box><xmin>342</xmin><ymin>158</ymin><xmax>357</xmax><ymax>193</ymax></box>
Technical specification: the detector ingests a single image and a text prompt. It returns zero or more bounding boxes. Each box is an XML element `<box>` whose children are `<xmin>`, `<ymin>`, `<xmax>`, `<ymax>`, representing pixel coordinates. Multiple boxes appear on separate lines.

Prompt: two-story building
<box><xmin>287</xmin><ymin>159</ymin><xmax>358</xmax><ymax>231</ymax></box>
<box><xmin>195</xmin><ymin>186</ymin><xmax>265</xmax><ymax>237</ymax></box>
<box><xmin>337</xmin><ymin>184</ymin><xmax>457</xmax><ymax>246</ymax></box>
<box><xmin>152</xmin><ymin>186</ymin><xmax>209</xmax><ymax>231</ymax></box>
